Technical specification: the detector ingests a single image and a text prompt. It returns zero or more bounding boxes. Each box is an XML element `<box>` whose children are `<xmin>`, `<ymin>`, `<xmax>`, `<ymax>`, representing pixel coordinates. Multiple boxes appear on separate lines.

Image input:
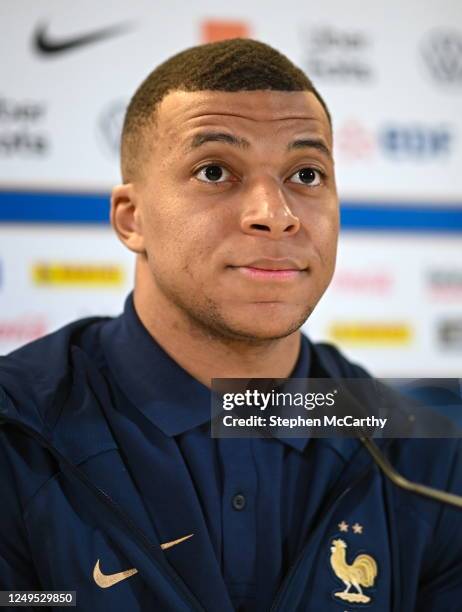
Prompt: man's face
<box><xmin>130</xmin><ymin>89</ymin><xmax>339</xmax><ymax>341</ymax></box>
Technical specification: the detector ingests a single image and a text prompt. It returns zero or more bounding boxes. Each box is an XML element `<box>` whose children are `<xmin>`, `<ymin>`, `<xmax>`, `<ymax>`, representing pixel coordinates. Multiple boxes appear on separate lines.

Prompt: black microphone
<box><xmin>339</xmin><ymin>378</ymin><xmax>462</xmax><ymax>510</ymax></box>
<box><xmin>360</xmin><ymin>435</ymin><xmax>462</xmax><ymax>509</ymax></box>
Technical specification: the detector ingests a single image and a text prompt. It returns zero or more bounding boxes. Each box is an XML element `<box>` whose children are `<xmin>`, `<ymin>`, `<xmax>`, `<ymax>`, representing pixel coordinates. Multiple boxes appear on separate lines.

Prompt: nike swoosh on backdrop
<box><xmin>93</xmin><ymin>533</ymin><xmax>194</xmax><ymax>589</ymax></box>
<box><xmin>33</xmin><ymin>21</ymin><xmax>133</xmax><ymax>55</ymax></box>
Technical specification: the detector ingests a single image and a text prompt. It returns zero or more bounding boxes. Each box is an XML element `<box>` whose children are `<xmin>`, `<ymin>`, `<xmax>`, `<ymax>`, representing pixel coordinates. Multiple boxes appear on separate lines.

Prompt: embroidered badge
<box><xmin>330</xmin><ymin>538</ymin><xmax>378</xmax><ymax>604</ymax></box>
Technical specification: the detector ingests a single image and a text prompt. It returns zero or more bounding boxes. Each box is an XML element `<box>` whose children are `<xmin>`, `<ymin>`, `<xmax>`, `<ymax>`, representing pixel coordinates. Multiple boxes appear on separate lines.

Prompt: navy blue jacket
<box><xmin>0</xmin><ymin>297</ymin><xmax>461</xmax><ymax>611</ymax></box>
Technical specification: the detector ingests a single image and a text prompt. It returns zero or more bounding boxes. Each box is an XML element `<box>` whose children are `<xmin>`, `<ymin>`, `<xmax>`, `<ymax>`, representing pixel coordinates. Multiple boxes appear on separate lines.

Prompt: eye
<box><xmin>288</xmin><ymin>167</ymin><xmax>323</xmax><ymax>186</ymax></box>
<box><xmin>195</xmin><ymin>164</ymin><xmax>232</xmax><ymax>183</ymax></box>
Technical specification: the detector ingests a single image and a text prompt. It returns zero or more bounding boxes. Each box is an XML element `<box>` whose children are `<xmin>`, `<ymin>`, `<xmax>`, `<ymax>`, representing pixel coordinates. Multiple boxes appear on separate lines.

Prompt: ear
<box><xmin>110</xmin><ymin>183</ymin><xmax>146</xmax><ymax>254</ymax></box>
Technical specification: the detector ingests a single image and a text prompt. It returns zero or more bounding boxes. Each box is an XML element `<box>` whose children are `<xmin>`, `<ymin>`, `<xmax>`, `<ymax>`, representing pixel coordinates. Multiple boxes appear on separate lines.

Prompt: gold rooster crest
<box><xmin>330</xmin><ymin>538</ymin><xmax>378</xmax><ymax>604</ymax></box>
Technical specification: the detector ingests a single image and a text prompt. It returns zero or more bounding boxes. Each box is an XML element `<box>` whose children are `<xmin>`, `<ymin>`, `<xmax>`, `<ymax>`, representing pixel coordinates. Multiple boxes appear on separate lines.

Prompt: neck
<box><xmin>133</xmin><ymin>276</ymin><xmax>302</xmax><ymax>389</ymax></box>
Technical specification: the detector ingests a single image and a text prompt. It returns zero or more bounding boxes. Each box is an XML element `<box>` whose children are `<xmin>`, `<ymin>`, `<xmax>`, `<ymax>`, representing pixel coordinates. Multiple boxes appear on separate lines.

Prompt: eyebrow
<box><xmin>288</xmin><ymin>138</ymin><xmax>332</xmax><ymax>160</ymax></box>
<box><xmin>187</xmin><ymin>132</ymin><xmax>250</xmax><ymax>151</ymax></box>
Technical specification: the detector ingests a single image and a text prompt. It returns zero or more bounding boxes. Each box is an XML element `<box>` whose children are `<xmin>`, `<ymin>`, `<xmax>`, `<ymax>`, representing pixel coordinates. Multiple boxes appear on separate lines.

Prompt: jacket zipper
<box><xmin>269</xmin><ymin>446</ymin><xmax>392</xmax><ymax>612</ymax></box>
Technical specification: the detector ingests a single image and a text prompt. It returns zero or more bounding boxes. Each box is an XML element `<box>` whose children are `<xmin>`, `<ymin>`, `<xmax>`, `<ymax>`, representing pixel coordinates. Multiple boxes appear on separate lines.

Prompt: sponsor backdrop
<box><xmin>0</xmin><ymin>0</ymin><xmax>461</xmax><ymax>375</ymax></box>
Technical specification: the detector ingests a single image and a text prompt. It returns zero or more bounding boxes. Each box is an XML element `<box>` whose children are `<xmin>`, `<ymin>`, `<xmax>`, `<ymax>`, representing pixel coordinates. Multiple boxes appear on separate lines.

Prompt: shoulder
<box><xmin>0</xmin><ymin>314</ymin><xmax>111</xmax><ymax>430</ymax></box>
<box><xmin>307</xmin><ymin>336</ymin><xmax>462</xmax><ymax>502</ymax></box>
<box><xmin>0</xmin><ymin>314</ymin><xmax>116</xmax><ymax>507</ymax></box>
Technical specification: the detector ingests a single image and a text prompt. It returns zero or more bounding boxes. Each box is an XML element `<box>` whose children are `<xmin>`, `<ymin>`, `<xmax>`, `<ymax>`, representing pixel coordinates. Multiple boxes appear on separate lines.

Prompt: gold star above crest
<box><xmin>338</xmin><ymin>521</ymin><xmax>349</xmax><ymax>532</ymax></box>
<box><xmin>352</xmin><ymin>522</ymin><xmax>363</xmax><ymax>534</ymax></box>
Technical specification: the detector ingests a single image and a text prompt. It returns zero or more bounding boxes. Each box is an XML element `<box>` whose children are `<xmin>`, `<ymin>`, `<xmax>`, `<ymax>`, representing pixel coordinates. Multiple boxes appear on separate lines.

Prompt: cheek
<box><xmin>142</xmin><ymin>202</ymin><xmax>219</xmax><ymax>277</ymax></box>
<box><xmin>141</xmin><ymin>190</ymin><xmax>183</xmax><ymax>247</ymax></box>
<box><xmin>320</xmin><ymin>231</ymin><xmax>339</xmax><ymax>271</ymax></box>
<box><xmin>302</xmin><ymin>204</ymin><xmax>339</xmax><ymax>262</ymax></box>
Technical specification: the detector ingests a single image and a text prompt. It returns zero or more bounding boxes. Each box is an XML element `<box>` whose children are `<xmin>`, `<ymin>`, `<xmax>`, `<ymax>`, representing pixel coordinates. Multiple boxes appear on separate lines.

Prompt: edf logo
<box><xmin>380</xmin><ymin>125</ymin><xmax>452</xmax><ymax>158</ymax></box>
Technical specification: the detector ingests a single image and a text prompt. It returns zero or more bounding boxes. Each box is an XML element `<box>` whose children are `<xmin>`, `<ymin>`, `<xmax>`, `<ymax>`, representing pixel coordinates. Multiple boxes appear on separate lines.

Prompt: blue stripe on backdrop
<box><xmin>0</xmin><ymin>189</ymin><xmax>462</xmax><ymax>231</ymax></box>
<box><xmin>0</xmin><ymin>191</ymin><xmax>109</xmax><ymax>224</ymax></box>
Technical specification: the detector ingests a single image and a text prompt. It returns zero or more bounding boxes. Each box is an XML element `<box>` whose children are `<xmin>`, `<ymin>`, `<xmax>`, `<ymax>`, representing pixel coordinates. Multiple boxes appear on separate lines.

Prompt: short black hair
<box><xmin>121</xmin><ymin>38</ymin><xmax>331</xmax><ymax>182</ymax></box>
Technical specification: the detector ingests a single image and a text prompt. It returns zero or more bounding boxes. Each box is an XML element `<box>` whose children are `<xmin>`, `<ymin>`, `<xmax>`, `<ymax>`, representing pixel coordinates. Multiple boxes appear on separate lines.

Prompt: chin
<box><xmin>224</xmin><ymin>304</ymin><xmax>311</xmax><ymax>341</ymax></box>
<box><xmin>185</xmin><ymin>296</ymin><xmax>313</xmax><ymax>343</ymax></box>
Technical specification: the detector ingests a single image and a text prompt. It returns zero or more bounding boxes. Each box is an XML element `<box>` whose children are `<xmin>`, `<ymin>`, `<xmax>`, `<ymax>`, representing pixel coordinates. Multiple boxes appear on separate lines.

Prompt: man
<box><xmin>0</xmin><ymin>39</ymin><xmax>461</xmax><ymax>612</ymax></box>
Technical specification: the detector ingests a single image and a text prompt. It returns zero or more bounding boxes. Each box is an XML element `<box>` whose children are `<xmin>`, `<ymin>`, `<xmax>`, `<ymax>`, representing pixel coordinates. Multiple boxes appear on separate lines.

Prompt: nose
<box><xmin>240</xmin><ymin>179</ymin><xmax>301</xmax><ymax>240</ymax></box>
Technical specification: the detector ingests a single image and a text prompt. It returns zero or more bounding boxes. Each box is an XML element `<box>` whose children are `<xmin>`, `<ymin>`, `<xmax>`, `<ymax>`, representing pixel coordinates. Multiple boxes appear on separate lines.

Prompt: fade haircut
<box><xmin>121</xmin><ymin>38</ymin><xmax>331</xmax><ymax>182</ymax></box>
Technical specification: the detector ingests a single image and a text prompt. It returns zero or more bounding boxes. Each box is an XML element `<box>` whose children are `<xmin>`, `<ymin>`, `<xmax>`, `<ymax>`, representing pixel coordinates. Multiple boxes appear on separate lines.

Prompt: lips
<box><xmin>229</xmin><ymin>257</ymin><xmax>307</xmax><ymax>281</ymax></box>
<box><xmin>235</xmin><ymin>257</ymin><xmax>306</xmax><ymax>271</ymax></box>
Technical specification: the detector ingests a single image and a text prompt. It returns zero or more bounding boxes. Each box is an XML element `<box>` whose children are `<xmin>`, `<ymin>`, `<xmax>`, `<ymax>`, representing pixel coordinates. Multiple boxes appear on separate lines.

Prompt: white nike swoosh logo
<box><xmin>93</xmin><ymin>533</ymin><xmax>194</xmax><ymax>588</ymax></box>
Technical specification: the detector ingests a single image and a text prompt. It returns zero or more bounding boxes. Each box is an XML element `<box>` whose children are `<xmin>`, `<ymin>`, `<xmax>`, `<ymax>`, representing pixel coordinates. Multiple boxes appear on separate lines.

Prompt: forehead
<box><xmin>154</xmin><ymin>90</ymin><xmax>332</xmax><ymax>147</ymax></box>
